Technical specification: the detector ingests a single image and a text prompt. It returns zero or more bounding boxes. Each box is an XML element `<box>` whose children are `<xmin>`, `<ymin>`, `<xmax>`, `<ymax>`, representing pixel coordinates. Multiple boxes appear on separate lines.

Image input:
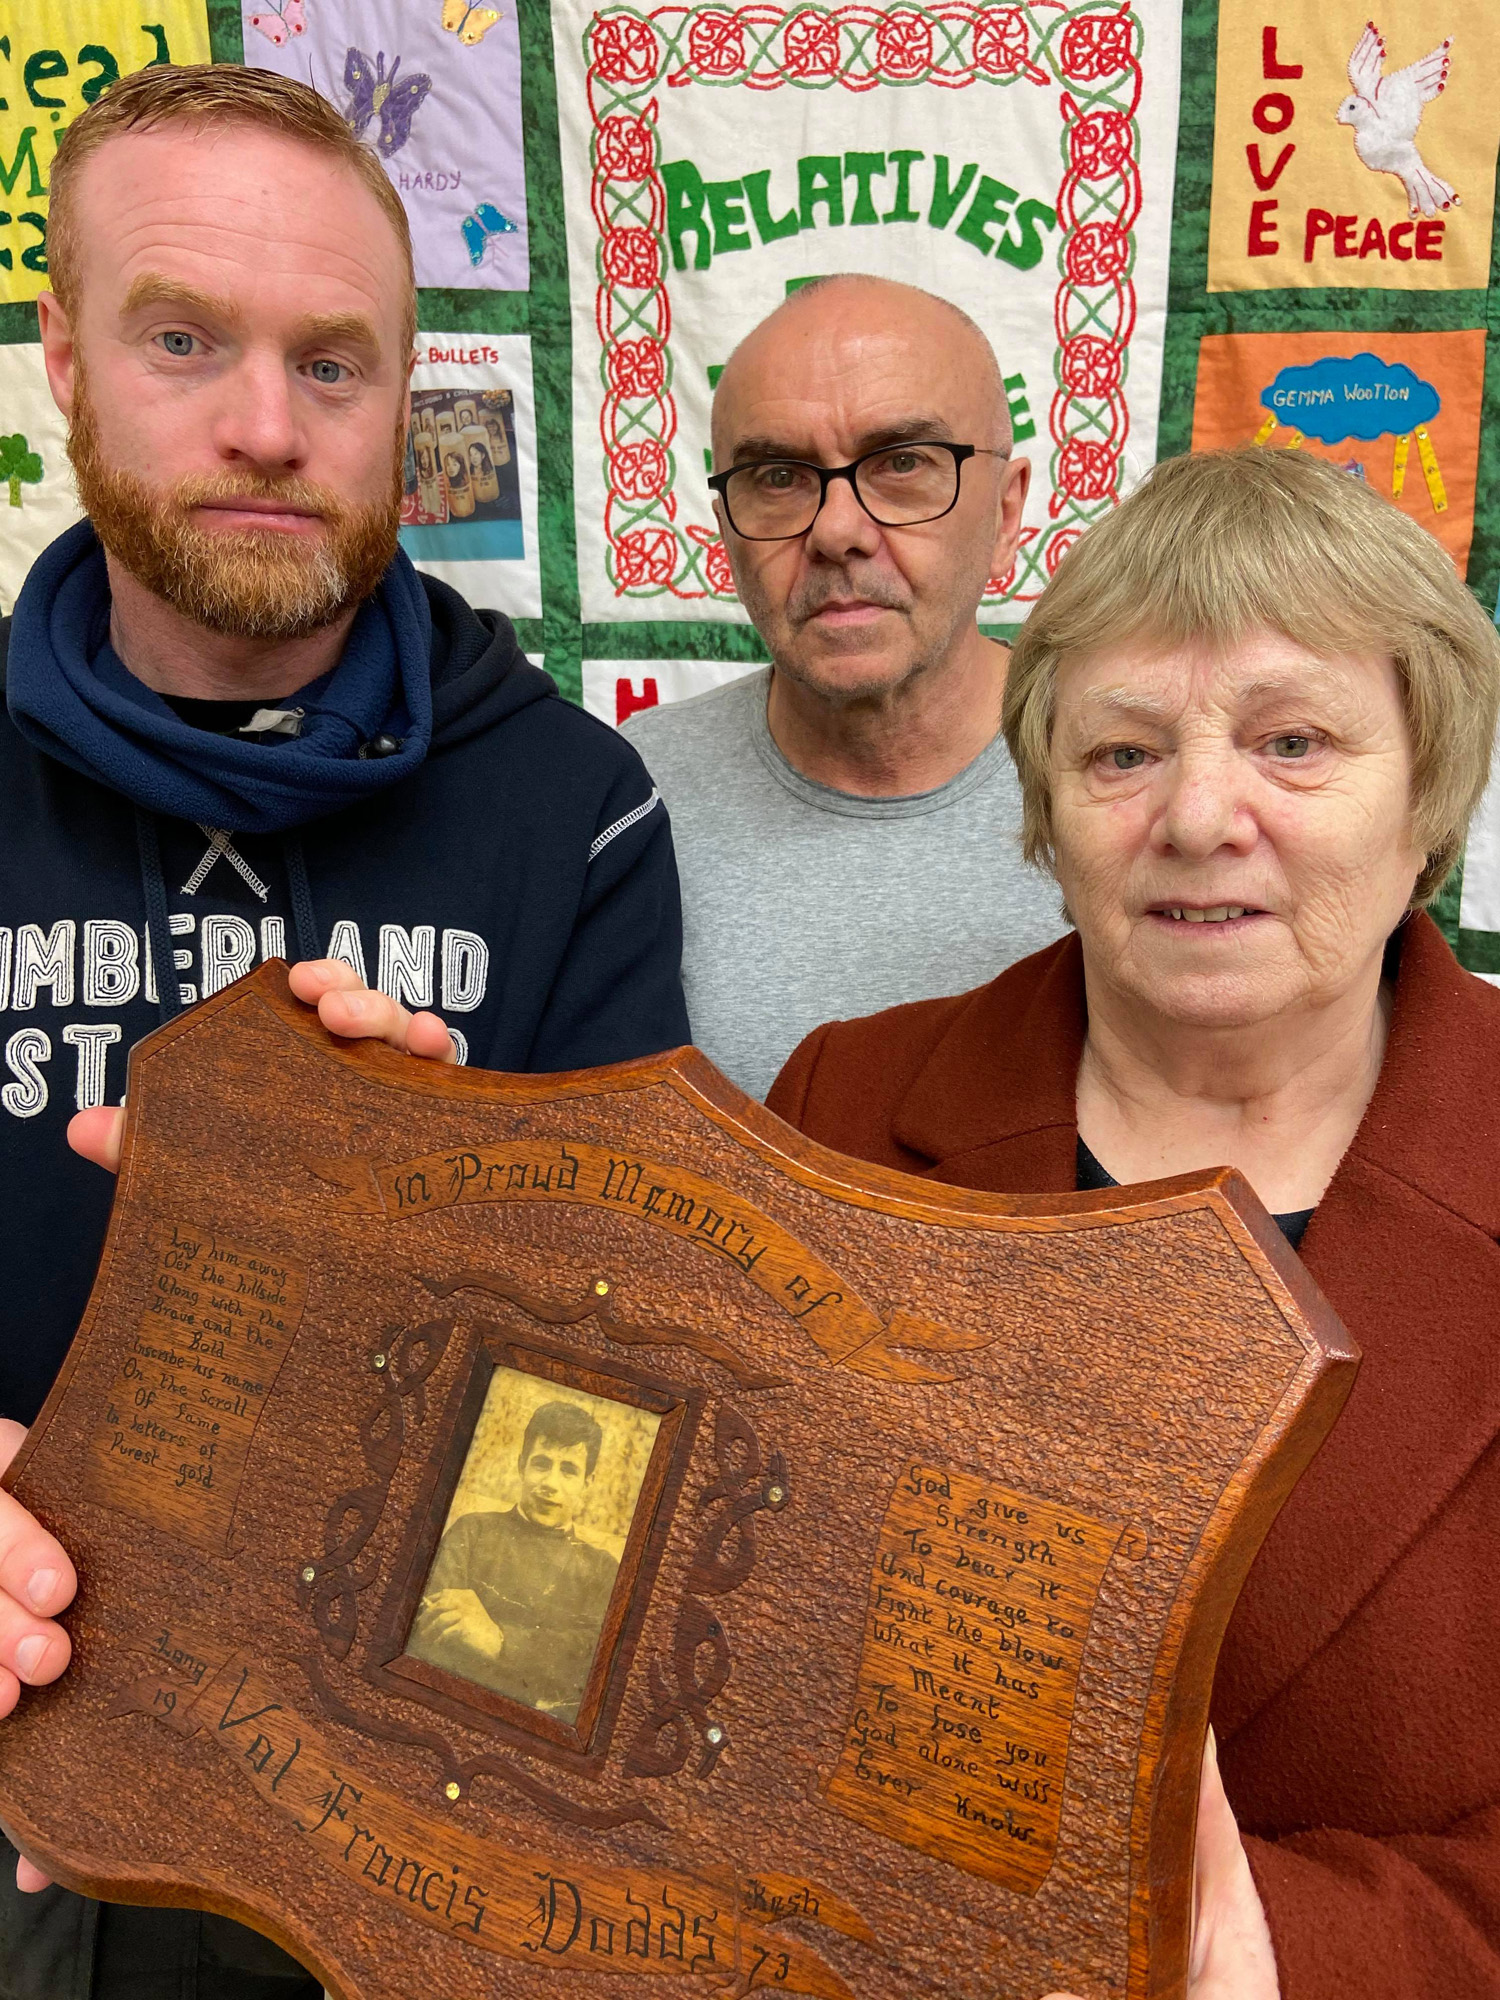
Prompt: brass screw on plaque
<box><xmin>766</xmin><ymin>1484</ymin><xmax>786</xmax><ymax>1507</ymax></box>
<box><xmin>594</xmin><ymin>1280</ymin><xmax>610</xmax><ymax>1296</ymax></box>
<box><xmin>705</xmin><ymin>1724</ymin><xmax>725</xmax><ymax>1746</ymax></box>
<box><xmin>444</xmin><ymin>1781</ymin><xmax>461</xmax><ymax>1801</ymax></box>
<box><xmin>371</xmin><ymin>1351</ymin><xmax>388</xmax><ymax>1370</ymax></box>
<box><xmin>300</xmin><ymin>1566</ymin><xmax>316</xmax><ymax>1584</ymax></box>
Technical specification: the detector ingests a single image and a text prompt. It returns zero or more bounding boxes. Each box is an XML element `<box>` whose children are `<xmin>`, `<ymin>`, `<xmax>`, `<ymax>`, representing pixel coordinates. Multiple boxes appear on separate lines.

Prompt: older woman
<box><xmin>766</xmin><ymin>447</ymin><xmax>1500</xmax><ymax>2000</ymax></box>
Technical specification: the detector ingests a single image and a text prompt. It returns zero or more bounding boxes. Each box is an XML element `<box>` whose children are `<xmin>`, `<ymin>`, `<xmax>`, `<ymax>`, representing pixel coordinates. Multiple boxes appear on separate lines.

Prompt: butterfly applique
<box><xmin>344</xmin><ymin>48</ymin><xmax>432</xmax><ymax>157</ymax></box>
<box><xmin>247</xmin><ymin>0</ymin><xmax>305</xmax><ymax>46</ymax></box>
<box><xmin>461</xmin><ymin>200</ymin><xmax>518</xmax><ymax>266</ymax></box>
<box><xmin>442</xmin><ymin>0</ymin><xmax>502</xmax><ymax>45</ymax></box>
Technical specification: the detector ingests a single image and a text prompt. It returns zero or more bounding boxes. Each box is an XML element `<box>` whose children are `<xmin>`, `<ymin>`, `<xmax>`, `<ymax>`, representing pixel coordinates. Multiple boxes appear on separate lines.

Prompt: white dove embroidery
<box><xmin>1335</xmin><ymin>22</ymin><xmax>1460</xmax><ymax>218</ymax></box>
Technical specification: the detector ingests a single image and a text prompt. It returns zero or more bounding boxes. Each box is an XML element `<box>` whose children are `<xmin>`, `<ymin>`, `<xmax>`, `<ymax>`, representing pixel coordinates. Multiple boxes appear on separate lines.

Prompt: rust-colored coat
<box><xmin>766</xmin><ymin>911</ymin><xmax>1500</xmax><ymax>1999</ymax></box>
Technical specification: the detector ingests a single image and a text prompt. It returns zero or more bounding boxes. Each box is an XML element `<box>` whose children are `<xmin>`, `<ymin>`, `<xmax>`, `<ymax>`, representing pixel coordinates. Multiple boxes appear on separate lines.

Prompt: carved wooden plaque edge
<box><xmin>0</xmin><ymin>965</ymin><xmax>1360</xmax><ymax>2000</ymax></box>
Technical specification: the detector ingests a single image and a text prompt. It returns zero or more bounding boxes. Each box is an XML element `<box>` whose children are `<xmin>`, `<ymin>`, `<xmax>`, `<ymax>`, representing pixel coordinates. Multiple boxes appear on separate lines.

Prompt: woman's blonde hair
<box><xmin>1002</xmin><ymin>448</ymin><xmax>1500</xmax><ymax>904</ymax></box>
<box><xmin>47</xmin><ymin>64</ymin><xmax>416</xmax><ymax>358</ymax></box>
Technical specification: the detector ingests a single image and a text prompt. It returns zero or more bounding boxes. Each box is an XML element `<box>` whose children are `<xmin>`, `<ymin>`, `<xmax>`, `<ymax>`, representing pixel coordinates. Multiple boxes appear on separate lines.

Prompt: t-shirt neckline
<box><xmin>749</xmin><ymin>670</ymin><xmax>1011</xmax><ymax>821</ymax></box>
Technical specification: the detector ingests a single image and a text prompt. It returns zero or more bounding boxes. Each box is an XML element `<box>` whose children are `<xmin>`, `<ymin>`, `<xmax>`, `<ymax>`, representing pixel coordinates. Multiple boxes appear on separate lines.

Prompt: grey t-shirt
<box><xmin>623</xmin><ymin>669</ymin><xmax>1067</xmax><ymax>1101</ymax></box>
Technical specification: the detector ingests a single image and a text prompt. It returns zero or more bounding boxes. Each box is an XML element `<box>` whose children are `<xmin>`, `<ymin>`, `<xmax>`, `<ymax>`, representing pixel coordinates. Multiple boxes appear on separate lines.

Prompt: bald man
<box><xmin>623</xmin><ymin>276</ymin><xmax>1065</xmax><ymax>1100</ymax></box>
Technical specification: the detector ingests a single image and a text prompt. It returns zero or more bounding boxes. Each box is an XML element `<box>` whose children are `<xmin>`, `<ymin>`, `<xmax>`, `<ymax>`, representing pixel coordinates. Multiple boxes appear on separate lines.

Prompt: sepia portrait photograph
<box><xmin>405</xmin><ymin>1366</ymin><xmax>661</xmax><ymax>1726</ymax></box>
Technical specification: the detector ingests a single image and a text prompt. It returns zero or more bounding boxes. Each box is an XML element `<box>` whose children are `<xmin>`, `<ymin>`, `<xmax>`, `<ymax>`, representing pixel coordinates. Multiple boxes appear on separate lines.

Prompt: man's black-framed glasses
<box><xmin>707</xmin><ymin>441</ymin><xmax>1004</xmax><ymax>542</ymax></box>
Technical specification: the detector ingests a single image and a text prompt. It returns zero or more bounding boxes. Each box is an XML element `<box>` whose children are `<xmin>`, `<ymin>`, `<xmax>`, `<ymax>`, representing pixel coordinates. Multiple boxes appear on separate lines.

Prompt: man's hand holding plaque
<box><xmin>0</xmin><ymin>958</ymin><xmax>457</xmax><ymax>1899</ymax></box>
<box><xmin>0</xmin><ymin>1422</ymin><xmax>76</xmax><ymax>1893</ymax></box>
<box><xmin>69</xmin><ymin>960</ymin><xmax>458</xmax><ymax>1179</ymax></box>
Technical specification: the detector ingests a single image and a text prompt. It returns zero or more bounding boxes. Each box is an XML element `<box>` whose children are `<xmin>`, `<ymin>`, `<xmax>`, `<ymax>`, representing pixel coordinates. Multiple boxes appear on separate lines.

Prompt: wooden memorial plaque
<box><xmin>0</xmin><ymin>966</ymin><xmax>1357</xmax><ymax>2000</ymax></box>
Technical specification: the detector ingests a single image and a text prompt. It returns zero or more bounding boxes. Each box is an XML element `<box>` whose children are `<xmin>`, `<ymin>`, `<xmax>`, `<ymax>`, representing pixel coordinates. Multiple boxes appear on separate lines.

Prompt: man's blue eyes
<box><xmin>157</xmin><ymin>336</ymin><xmax>345</xmax><ymax>385</ymax></box>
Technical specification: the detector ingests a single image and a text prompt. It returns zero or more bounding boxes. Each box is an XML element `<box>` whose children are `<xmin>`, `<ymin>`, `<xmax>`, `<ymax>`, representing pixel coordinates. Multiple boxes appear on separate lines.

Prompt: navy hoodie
<box><xmin>0</xmin><ymin>529</ymin><xmax>689</xmax><ymax>1428</ymax></box>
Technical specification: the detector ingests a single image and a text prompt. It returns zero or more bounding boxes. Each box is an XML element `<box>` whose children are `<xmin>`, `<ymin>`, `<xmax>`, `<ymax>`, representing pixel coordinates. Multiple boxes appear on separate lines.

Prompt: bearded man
<box><xmin>0</xmin><ymin>63</ymin><xmax>687</xmax><ymax>2000</ymax></box>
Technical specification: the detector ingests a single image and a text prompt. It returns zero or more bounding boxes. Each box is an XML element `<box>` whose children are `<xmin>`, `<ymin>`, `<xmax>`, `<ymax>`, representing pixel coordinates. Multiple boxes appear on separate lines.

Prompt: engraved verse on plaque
<box><xmin>824</xmin><ymin>1464</ymin><xmax>1120</xmax><ymax>1893</ymax></box>
<box><xmin>85</xmin><ymin>1225</ymin><xmax>307</xmax><ymax>1553</ymax></box>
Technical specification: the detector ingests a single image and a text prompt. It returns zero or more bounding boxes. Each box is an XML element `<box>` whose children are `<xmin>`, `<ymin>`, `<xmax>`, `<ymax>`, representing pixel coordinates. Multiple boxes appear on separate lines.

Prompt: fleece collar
<box><xmin>6</xmin><ymin>519</ymin><xmax>434</xmax><ymax>835</ymax></box>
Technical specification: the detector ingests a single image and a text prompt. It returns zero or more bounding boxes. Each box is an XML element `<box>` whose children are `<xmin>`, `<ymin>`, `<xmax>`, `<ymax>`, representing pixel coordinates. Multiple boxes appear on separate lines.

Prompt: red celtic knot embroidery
<box><xmin>704</xmin><ymin>543</ymin><xmax>734</xmax><ymax>594</ymax></box>
<box><xmin>1068</xmin><ymin>107</ymin><xmax>1131</xmax><ymax>179</ymax></box>
<box><xmin>590</xmin><ymin>15</ymin><xmax>661</xmax><ymax>82</ymax></box>
<box><xmin>1057</xmin><ymin>438</ymin><xmax>1116</xmax><ymax>503</ymax></box>
<box><xmin>972</xmin><ymin>8</ymin><xmax>1030</xmax><ymax>74</ymax></box>
<box><xmin>1044</xmin><ymin>527</ymin><xmax>1082</xmax><ymax>573</ymax></box>
<box><xmin>782</xmin><ymin>10</ymin><xmax>841</xmax><ymax>76</ymax></box>
<box><xmin>688</xmin><ymin>9</ymin><xmax>746</xmax><ymax>72</ymax></box>
<box><xmin>596</xmin><ymin>112</ymin><xmax>657</xmax><ymax>181</ymax></box>
<box><xmin>614</xmin><ymin>527</ymin><xmax>680</xmax><ymax>587</ymax></box>
<box><xmin>1061</xmin><ymin>334</ymin><xmax>1123</xmax><ymax>396</ymax></box>
<box><xmin>610</xmin><ymin>440</ymin><xmax>671</xmax><ymax>501</ymax></box>
<box><xmin>1058</xmin><ymin>11</ymin><xmax>1133</xmax><ymax>80</ymax></box>
<box><xmin>687</xmin><ymin>523</ymin><xmax>735</xmax><ymax>594</ymax></box>
<box><xmin>876</xmin><ymin>11</ymin><xmax>935</xmax><ymax>77</ymax></box>
<box><xmin>602</xmin><ymin>226</ymin><xmax>662</xmax><ymax>289</ymax></box>
<box><xmin>1064</xmin><ymin>219</ymin><xmax>1129</xmax><ymax>286</ymax></box>
<box><xmin>661</xmin><ymin>2</ymin><xmax>1055</xmax><ymax>88</ymax></box>
<box><xmin>1046</xmin><ymin>49</ymin><xmax>1140</xmax><ymax>538</ymax></box>
<box><xmin>607</xmin><ymin>339</ymin><xmax>668</xmax><ymax>399</ymax></box>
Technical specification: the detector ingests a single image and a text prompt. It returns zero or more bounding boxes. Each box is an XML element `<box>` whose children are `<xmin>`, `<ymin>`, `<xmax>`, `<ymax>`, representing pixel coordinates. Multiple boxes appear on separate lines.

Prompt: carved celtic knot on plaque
<box><xmin>624</xmin><ymin>1404</ymin><xmax>787</xmax><ymax>1779</ymax></box>
<box><xmin>302</xmin><ymin>1319</ymin><xmax>454</xmax><ymax>1658</ymax></box>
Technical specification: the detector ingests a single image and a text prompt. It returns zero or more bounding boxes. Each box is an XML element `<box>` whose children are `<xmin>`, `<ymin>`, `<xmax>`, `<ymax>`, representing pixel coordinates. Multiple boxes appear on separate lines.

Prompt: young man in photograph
<box><xmin>412</xmin><ymin>1400</ymin><xmax>620</xmax><ymax>1723</ymax></box>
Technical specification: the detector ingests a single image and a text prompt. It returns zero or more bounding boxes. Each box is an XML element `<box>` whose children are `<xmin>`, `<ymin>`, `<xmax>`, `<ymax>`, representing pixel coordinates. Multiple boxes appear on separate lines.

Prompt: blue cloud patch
<box><xmin>1260</xmin><ymin>354</ymin><xmax>1441</xmax><ymax>445</ymax></box>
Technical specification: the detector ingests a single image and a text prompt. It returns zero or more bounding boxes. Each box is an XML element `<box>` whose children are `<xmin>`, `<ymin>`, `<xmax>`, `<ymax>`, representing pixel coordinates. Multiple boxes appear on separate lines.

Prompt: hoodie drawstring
<box><xmin>285</xmin><ymin>835</ymin><xmax>321</xmax><ymax>963</ymax></box>
<box><xmin>134</xmin><ymin>810</ymin><xmax>184</xmax><ymax>1024</ymax></box>
<box><xmin>137</xmin><ymin>815</ymin><xmax>322</xmax><ymax>1025</ymax></box>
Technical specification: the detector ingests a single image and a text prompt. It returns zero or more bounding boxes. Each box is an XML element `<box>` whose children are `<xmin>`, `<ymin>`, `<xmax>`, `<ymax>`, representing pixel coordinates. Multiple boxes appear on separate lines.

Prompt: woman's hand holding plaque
<box><xmin>1043</xmin><ymin>1733</ymin><xmax>1279</xmax><ymax>2000</ymax></box>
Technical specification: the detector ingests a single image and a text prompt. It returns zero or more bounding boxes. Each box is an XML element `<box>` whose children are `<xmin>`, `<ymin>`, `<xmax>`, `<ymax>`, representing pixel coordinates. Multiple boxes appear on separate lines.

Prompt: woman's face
<box><xmin>1048</xmin><ymin>627</ymin><xmax>1426</xmax><ymax>1030</ymax></box>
